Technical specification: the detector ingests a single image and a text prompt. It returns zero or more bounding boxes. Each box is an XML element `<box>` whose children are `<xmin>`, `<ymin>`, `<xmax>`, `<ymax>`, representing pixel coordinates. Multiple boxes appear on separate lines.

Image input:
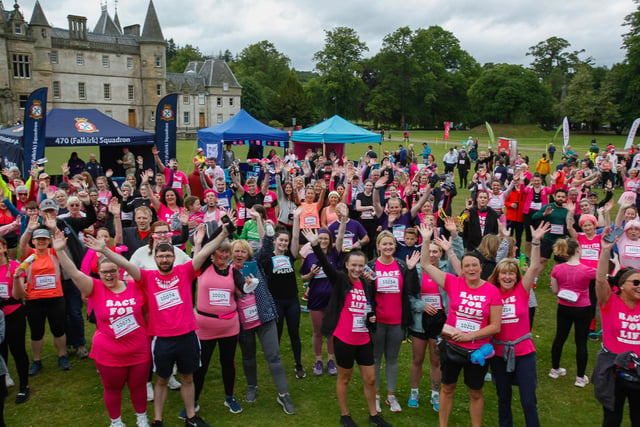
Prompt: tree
<box><xmin>467</xmin><ymin>64</ymin><xmax>553</xmax><ymax>125</ymax></box>
<box><xmin>239</xmin><ymin>77</ymin><xmax>269</xmax><ymax>122</ymax></box>
<box><xmin>166</xmin><ymin>38</ymin><xmax>178</xmax><ymax>66</ymax></box>
<box><xmin>313</xmin><ymin>27</ymin><xmax>369</xmax><ymax>119</ymax></box>
<box><xmin>217</xmin><ymin>49</ymin><xmax>234</xmax><ymax>63</ymax></box>
<box><xmin>167</xmin><ymin>44</ymin><xmax>204</xmax><ymax>73</ymax></box>
<box><xmin>617</xmin><ymin>0</ymin><xmax>640</xmax><ymax>125</ymax></box>
<box><xmin>270</xmin><ymin>72</ymin><xmax>315</xmax><ymax>127</ymax></box>
<box><xmin>232</xmin><ymin>41</ymin><xmax>291</xmax><ymax>97</ymax></box>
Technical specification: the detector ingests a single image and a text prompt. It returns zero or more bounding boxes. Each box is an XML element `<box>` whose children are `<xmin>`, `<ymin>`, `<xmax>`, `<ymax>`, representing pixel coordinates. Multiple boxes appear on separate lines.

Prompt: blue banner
<box><xmin>22</xmin><ymin>87</ymin><xmax>47</xmax><ymax>175</ymax></box>
<box><xmin>154</xmin><ymin>94</ymin><xmax>178</xmax><ymax>165</ymax></box>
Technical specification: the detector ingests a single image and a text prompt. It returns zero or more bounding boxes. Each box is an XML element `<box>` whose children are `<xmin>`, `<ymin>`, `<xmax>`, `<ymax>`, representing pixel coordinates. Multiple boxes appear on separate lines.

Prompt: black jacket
<box><xmin>463</xmin><ymin>207</ymin><xmax>500</xmax><ymax>251</ymax></box>
<box><xmin>56</xmin><ymin>201</ymin><xmax>97</xmax><ymax>267</ymax></box>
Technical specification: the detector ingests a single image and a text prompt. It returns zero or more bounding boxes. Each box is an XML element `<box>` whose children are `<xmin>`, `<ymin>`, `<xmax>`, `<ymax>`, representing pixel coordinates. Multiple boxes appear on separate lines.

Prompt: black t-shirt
<box><xmin>243</xmin><ymin>192</ymin><xmax>265</xmax><ymax>210</ymax></box>
<box><xmin>356</xmin><ymin>192</ymin><xmax>376</xmax><ymax>222</ymax></box>
<box><xmin>263</xmin><ymin>251</ymin><xmax>298</xmax><ymax>299</ymax></box>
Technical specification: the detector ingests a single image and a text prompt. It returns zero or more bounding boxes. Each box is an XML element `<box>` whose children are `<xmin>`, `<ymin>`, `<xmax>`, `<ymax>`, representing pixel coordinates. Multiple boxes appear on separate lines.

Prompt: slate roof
<box><xmin>183</xmin><ymin>59</ymin><xmax>241</xmax><ymax>89</ymax></box>
<box><xmin>28</xmin><ymin>1</ymin><xmax>49</xmax><ymax>27</ymax></box>
<box><xmin>140</xmin><ymin>0</ymin><xmax>163</xmax><ymax>42</ymax></box>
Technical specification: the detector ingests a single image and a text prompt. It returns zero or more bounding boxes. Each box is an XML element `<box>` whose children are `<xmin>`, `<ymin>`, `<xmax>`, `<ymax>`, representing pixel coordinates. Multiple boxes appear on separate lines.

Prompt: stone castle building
<box><xmin>0</xmin><ymin>0</ymin><xmax>241</xmax><ymax>133</ymax></box>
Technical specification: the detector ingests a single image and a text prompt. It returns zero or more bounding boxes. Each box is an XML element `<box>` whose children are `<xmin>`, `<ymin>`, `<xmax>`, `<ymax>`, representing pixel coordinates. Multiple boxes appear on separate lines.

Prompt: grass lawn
<box><xmin>14</xmin><ymin>126</ymin><xmax>630</xmax><ymax>426</ymax></box>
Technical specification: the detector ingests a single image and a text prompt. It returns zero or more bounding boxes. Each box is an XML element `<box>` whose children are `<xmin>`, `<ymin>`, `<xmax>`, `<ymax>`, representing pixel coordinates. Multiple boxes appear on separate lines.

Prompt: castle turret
<box><xmin>139</xmin><ymin>0</ymin><xmax>166</xmax><ymax>130</ymax></box>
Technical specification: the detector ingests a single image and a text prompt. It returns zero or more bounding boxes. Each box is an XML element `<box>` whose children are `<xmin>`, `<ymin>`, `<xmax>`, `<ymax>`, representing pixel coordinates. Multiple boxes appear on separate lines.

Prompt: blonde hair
<box><xmin>476</xmin><ymin>234</ymin><xmax>500</xmax><ymax>259</ymax></box>
<box><xmin>230</xmin><ymin>239</ymin><xmax>254</xmax><ymax>259</ymax></box>
<box><xmin>376</xmin><ymin>230</ymin><xmax>396</xmax><ymax>249</ymax></box>
<box><xmin>553</xmin><ymin>238</ymin><xmax>579</xmax><ymax>258</ymax></box>
<box><xmin>487</xmin><ymin>259</ymin><xmax>522</xmax><ymax>287</ymax></box>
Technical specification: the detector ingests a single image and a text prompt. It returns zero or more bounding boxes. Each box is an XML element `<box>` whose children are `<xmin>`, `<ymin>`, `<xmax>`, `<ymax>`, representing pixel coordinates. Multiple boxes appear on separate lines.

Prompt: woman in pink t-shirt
<box><xmin>419</xmin><ymin>223</ymin><xmax>502</xmax><ymax>427</ymax></box>
<box><xmin>52</xmin><ymin>230</ymin><xmax>151</xmax><ymax>427</ymax></box>
<box><xmin>149</xmin><ymin>188</ymin><xmax>184</xmax><ymax>225</ymax></box>
<box><xmin>549</xmin><ymin>238</ymin><xmax>597</xmax><ymax>387</ymax></box>
<box><xmin>302</xmin><ymin>229</ymin><xmax>392</xmax><ymax>427</ymax></box>
<box><xmin>593</xmin><ymin>230</ymin><xmax>640</xmax><ymax>427</ymax></box>
<box><xmin>486</xmin><ymin>222</ymin><xmax>549</xmax><ymax>427</ymax></box>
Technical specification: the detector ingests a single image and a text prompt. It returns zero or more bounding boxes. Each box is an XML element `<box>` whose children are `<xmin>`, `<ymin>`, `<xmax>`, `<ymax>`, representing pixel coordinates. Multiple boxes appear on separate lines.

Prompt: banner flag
<box><xmin>22</xmin><ymin>87</ymin><xmax>47</xmax><ymax>175</ymax></box>
<box><xmin>155</xmin><ymin>94</ymin><xmax>178</xmax><ymax>165</ymax></box>
<box><xmin>562</xmin><ymin>116</ymin><xmax>570</xmax><ymax>151</ymax></box>
<box><xmin>444</xmin><ymin>122</ymin><xmax>450</xmax><ymax>140</ymax></box>
<box><xmin>485</xmin><ymin>122</ymin><xmax>495</xmax><ymax>146</ymax></box>
<box><xmin>624</xmin><ymin>118</ymin><xmax>640</xmax><ymax>150</ymax></box>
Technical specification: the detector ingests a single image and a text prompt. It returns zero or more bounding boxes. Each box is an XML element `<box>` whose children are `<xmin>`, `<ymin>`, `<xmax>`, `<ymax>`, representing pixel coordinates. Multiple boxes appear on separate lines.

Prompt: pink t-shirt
<box><xmin>551</xmin><ymin>263</ymin><xmax>596</xmax><ymax>307</ymax></box>
<box><xmin>478</xmin><ymin>211</ymin><xmax>488</xmax><ymax>234</ymax></box>
<box><xmin>600</xmin><ymin>293</ymin><xmax>640</xmax><ymax>353</ymax></box>
<box><xmin>420</xmin><ymin>272</ymin><xmax>442</xmax><ymax>310</ymax></box>
<box><xmin>0</xmin><ymin>261</ymin><xmax>22</xmax><ymax>316</ymax></box>
<box><xmin>576</xmin><ymin>233</ymin><xmax>602</xmax><ymax>269</ymax></box>
<box><xmin>164</xmin><ymin>169</ymin><xmax>189</xmax><ymax>198</ymax></box>
<box><xmin>494</xmin><ymin>283</ymin><xmax>535</xmax><ymax>357</ymax></box>
<box><xmin>156</xmin><ymin>204</ymin><xmax>182</xmax><ymax>225</ymax></box>
<box><xmin>195</xmin><ymin>266</ymin><xmax>239</xmax><ymax>340</ymax></box>
<box><xmin>374</xmin><ymin>259</ymin><xmax>403</xmax><ymax>325</ymax></box>
<box><xmin>88</xmin><ymin>278</ymin><xmax>151</xmax><ymax>367</ymax></box>
<box><xmin>617</xmin><ymin>234</ymin><xmax>640</xmax><ymax>269</ymax></box>
<box><xmin>333</xmin><ymin>281</ymin><xmax>370</xmax><ymax>346</ymax></box>
<box><xmin>262</xmin><ymin>191</ymin><xmax>278</xmax><ymax>224</ymax></box>
<box><xmin>444</xmin><ymin>274</ymin><xmax>502</xmax><ymax>350</ymax></box>
<box><xmin>138</xmin><ymin>262</ymin><xmax>199</xmax><ymax>337</ymax></box>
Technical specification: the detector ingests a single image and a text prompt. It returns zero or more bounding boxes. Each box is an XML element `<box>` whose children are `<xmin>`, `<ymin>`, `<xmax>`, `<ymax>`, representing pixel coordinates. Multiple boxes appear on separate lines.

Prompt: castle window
<box><xmin>102</xmin><ymin>55</ymin><xmax>110</xmax><ymax>68</ymax></box>
<box><xmin>155</xmin><ymin>56</ymin><xmax>162</xmax><ymax>67</ymax></box>
<box><xmin>183</xmin><ymin>95</ymin><xmax>189</xmax><ymax>105</ymax></box>
<box><xmin>53</xmin><ymin>81</ymin><xmax>61</xmax><ymax>98</ymax></box>
<box><xmin>104</xmin><ymin>84</ymin><xmax>111</xmax><ymax>100</ymax></box>
<box><xmin>14</xmin><ymin>24</ymin><xmax>22</xmax><ymax>35</ymax></box>
<box><xmin>217</xmin><ymin>113</ymin><xmax>223</xmax><ymax>123</ymax></box>
<box><xmin>78</xmin><ymin>82</ymin><xmax>86</xmax><ymax>99</ymax></box>
<box><xmin>150</xmin><ymin>111</ymin><xmax>155</xmax><ymax>121</ymax></box>
<box><xmin>198</xmin><ymin>93</ymin><xmax>205</xmax><ymax>105</ymax></box>
<box><xmin>216</xmin><ymin>97</ymin><xmax>222</xmax><ymax>107</ymax></box>
<box><xmin>183</xmin><ymin>112</ymin><xmax>190</xmax><ymax>125</ymax></box>
<box><xmin>51</xmin><ymin>51</ymin><xmax>58</xmax><ymax>64</ymax></box>
<box><xmin>128</xmin><ymin>85</ymin><xmax>134</xmax><ymax>101</ymax></box>
<box><xmin>156</xmin><ymin>84</ymin><xmax>162</xmax><ymax>96</ymax></box>
<box><xmin>41</xmin><ymin>29</ymin><xmax>47</xmax><ymax>38</ymax></box>
<box><xmin>223</xmin><ymin>82</ymin><xmax>229</xmax><ymax>91</ymax></box>
<box><xmin>12</xmin><ymin>54</ymin><xmax>31</xmax><ymax>78</ymax></box>
<box><xmin>76</xmin><ymin>53</ymin><xmax>84</xmax><ymax>66</ymax></box>
<box><xmin>19</xmin><ymin>95</ymin><xmax>28</xmax><ymax>109</ymax></box>
<box><xmin>229</xmin><ymin>97</ymin><xmax>234</xmax><ymax>106</ymax></box>
<box><xmin>127</xmin><ymin>57</ymin><xmax>134</xmax><ymax>69</ymax></box>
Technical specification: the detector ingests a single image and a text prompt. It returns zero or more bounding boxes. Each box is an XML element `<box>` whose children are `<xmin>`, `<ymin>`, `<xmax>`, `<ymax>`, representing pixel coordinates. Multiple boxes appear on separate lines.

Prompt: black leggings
<box><xmin>508</xmin><ymin>220</ymin><xmax>524</xmax><ymax>257</ymax></box>
<box><xmin>193</xmin><ymin>334</ymin><xmax>238</xmax><ymax>400</ymax></box>
<box><xmin>0</xmin><ymin>306</ymin><xmax>29</xmax><ymax>391</ymax></box>
<box><xmin>459</xmin><ymin>169</ymin><xmax>469</xmax><ymax>188</ymax></box>
<box><xmin>602</xmin><ymin>377</ymin><xmax>640</xmax><ymax>427</ymax></box>
<box><xmin>274</xmin><ymin>297</ymin><xmax>302</xmax><ymax>368</ymax></box>
<box><xmin>25</xmin><ymin>297</ymin><xmax>66</xmax><ymax>340</ymax></box>
<box><xmin>551</xmin><ymin>304</ymin><xmax>591</xmax><ymax>377</ymax></box>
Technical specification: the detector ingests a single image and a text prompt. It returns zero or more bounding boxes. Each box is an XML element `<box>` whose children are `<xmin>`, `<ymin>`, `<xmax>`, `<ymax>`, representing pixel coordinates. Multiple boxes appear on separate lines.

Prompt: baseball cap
<box><xmin>39</xmin><ymin>199</ymin><xmax>58</xmax><ymax>212</ymax></box>
<box><xmin>32</xmin><ymin>228</ymin><xmax>51</xmax><ymax>239</ymax></box>
<box><xmin>39</xmin><ymin>172</ymin><xmax>50</xmax><ymax>180</ymax></box>
<box><xmin>16</xmin><ymin>185</ymin><xmax>28</xmax><ymax>194</ymax></box>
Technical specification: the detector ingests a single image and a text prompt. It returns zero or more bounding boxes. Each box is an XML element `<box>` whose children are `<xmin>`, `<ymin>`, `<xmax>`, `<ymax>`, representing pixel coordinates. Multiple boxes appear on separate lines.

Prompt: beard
<box><xmin>157</xmin><ymin>262</ymin><xmax>173</xmax><ymax>273</ymax></box>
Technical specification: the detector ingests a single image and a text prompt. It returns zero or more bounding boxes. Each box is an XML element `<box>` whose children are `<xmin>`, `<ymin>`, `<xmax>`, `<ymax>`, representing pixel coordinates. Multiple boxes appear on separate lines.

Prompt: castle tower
<box><xmin>28</xmin><ymin>1</ymin><xmax>52</xmax><ymax>90</ymax></box>
<box><xmin>139</xmin><ymin>0</ymin><xmax>166</xmax><ymax>130</ymax></box>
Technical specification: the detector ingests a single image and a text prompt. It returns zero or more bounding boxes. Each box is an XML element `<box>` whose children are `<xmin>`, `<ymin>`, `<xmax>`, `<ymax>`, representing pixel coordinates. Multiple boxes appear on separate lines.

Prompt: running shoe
<box><xmin>136</xmin><ymin>413</ymin><xmax>150</xmax><ymax>427</ymax></box>
<box><xmin>58</xmin><ymin>355</ymin><xmax>71</xmax><ymax>371</ymax></box>
<box><xmin>224</xmin><ymin>396</ymin><xmax>243</xmax><ymax>414</ymax></box>
<box><xmin>327</xmin><ymin>359</ymin><xmax>338</xmax><ymax>376</ymax></box>
<box><xmin>150</xmin><ymin>422</ymin><xmax>164</xmax><ymax>427</ymax></box>
<box><xmin>277</xmin><ymin>393</ymin><xmax>296</xmax><ymax>415</ymax></box>
<box><xmin>245</xmin><ymin>385</ymin><xmax>258</xmax><ymax>403</ymax></box>
<box><xmin>110</xmin><ymin>419</ymin><xmax>126</xmax><ymax>427</ymax></box>
<box><xmin>340</xmin><ymin>415</ymin><xmax>358</xmax><ymax>427</ymax></box>
<box><xmin>168</xmin><ymin>374</ymin><xmax>182</xmax><ymax>390</ymax></box>
<box><xmin>295</xmin><ymin>365</ymin><xmax>306</xmax><ymax>379</ymax></box>
<box><xmin>386</xmin><ymin>394</ymin><xmax>402</xmax><ymax>413</ymax></box>
<box><xmin>178</xmin><ymin>403</ymin><xmax>200</xmax><ymax>421</ymax></box>
<box><xmin>301</xmin><ymin>293</ymin><xmax>309</xmax><ymax>301</ymax></box>
<box><xmin>15</xmin><ymin>387</ymin><xmax>30</xmax><ymax>404</ymax></box>
<box><xmin>407</xmin><ymin>389</ymin><xmax>419</xmax><ymax>408</ymax></box>
<box><xmin>375</xmin><ymin>394</ymin><xmax>381</xmax><ymax>413</ymax></box>
<box><xmin>313</xmin><ymin>360</ymin><xmax>323</xmax><ymax>376</ymax></box>
<box><xmin>588</xmin><ymin>330</ymin><xmax>602</xmax><ymax>341</ymax></box>
<box><xmin>28</xmin><ymin>360</ymin><xmax>42</xmax><ymax>376</ymax></box>
<box><xmin>484</xmin><ymin>372</ymin><xmax>492</xmax><ymax>381</ymax></box>
<box><xmin>146</xmin><ymin>382</ymin><xmax>154</xmax><ymax>401</ymax></box>
<box><xmin>185</xmin><ymin>415</ymin><xmax>210</xmax><ymax>427</ymax></box>
<box><xmin>574</xmin><ymin>375</ymin><xmax>590</xmax><ymax>388</ymax></box>
<box><xmin>549</xmin><ymin>368</ymin><xmax>567</xmax><ymax>379</ymax></box>
<box><xmin>369</xmin><ymin>414</ymin><xmax>392</xmax><ymax>427</ymax></box>
<box><xmin>5</xmin><ymin>373</ymin><xmax>13</xmax><ymax>388</ymax></box>
<box><xmin>300</xmin><ymin>305</ymin><xmax>309</xmax><ymax>313</ymax></box>
<box><xmin>430</xmin><ymin>393</ymin><xmax>440</xmax><ymax>412</ymax></box>
<box><xmin>76</xmin><ymin>345</ymin><xmax>89</xmax><ymax>359</ymax></box>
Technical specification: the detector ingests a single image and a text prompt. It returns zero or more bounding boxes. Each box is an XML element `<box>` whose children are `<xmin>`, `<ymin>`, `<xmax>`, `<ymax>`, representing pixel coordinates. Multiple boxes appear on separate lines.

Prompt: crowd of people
<box><xmin>0</xmin><ymin>139</ymin><xmax>637</xmax><ymax>427</ymax></box>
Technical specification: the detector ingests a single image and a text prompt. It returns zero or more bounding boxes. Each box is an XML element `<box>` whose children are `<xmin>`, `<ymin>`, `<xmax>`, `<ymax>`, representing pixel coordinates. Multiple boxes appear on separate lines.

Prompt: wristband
<box><xmin>531</xmin><ymin>241</ymin><xmax>541</xmax><ymax>246</ymax></box>
<box><xmin>25</xmin><ymin>229</ymin><xmax>33</xmax><ymax>234</ymax></box>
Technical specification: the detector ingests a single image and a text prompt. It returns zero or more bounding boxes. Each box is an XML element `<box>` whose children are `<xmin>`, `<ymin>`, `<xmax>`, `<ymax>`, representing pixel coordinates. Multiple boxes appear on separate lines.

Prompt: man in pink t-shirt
<box><xmin>153</xmin><ymin>146</ymin><xmax>191</xmax><ymax>198</ymax></box>
<box><xmin>94</xmin><ymin>223</ymin><xmax>232</xmax><ymax>427</ymax></box>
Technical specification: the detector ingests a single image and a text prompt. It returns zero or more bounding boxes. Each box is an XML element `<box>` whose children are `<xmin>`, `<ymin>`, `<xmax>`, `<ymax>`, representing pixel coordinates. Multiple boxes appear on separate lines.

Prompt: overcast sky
<box><xmin>20</xmin><ymin>0</ymin><xmax>637</xmax><ymax>71</ymax></box>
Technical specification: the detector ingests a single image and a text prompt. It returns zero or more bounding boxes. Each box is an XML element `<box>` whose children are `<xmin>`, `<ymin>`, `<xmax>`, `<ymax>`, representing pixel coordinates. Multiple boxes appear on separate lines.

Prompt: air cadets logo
<box><xmin>29</xmin><ymin>101</ymin><xmax>43</xmax><ymax>120</ymax></box>
<box><xmin>75</xmin><ymin>118</ymin><xmax>99</xmax><ymax>133</ymax></box>
<box><xmin>160</xmin><ymin>105</ymin><xmax>174</xmax><ymax>121</ymax></box>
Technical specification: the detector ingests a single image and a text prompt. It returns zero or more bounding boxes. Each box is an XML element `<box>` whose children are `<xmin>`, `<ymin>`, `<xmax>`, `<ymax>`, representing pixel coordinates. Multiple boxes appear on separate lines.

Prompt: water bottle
<box><xmin>519</xmin><ymin>253</ymin><xmax>527</xmax><ymax>274</ymax></box>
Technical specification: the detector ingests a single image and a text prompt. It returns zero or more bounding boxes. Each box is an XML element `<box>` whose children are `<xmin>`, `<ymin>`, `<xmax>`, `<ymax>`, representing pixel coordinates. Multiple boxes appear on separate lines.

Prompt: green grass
<box><xmin>18</xmin><ymin>126</ymin><xmax>630</xmax><ymax>426</ymax></box>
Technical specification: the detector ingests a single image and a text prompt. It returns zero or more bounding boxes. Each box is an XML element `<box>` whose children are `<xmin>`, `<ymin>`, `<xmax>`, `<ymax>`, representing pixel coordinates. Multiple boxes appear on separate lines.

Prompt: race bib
<box><xmin>303</xmin><ymin>216</ymin><xmax>318</xmax><ymax>227</ymax></box>
<box><xmin>155</xmin><ymin>288</ymin><xmax>183</xmax><ymax>311</ymax></box>
<box><xmin>111</xmin><ymin>314</ymin><xmax>140</xmax><ymax>338</ymax></box>
<box><xmin>421</xmin><ymin>293</ymin><xmax>442</xmax><ymax>309</ymax></box>
<box><xmin>550</xmin><ymin>224</ymin><xmax>564</xmax><ymax>234</ymax></box>
<box><xmin>217</xmin><ymin>198</ymin><xmax>229</xmax><ymax>208</ymax></box>
<box><xmin>392</xmin><ymin>225</ymin><xmax>406</xmax><ymax>241</ymax></box>
<box><xmin>502</xmin><ymin>303</ymin><xmax>516</xmax><ymax>320</ymax></box>
<box><xmin>237</xmin><ymin>294</ymin><xmax>260</xmax><ymax>327</ymax></box>
<box><xmin>581</xmin><ymin>248</ymin><xmax>599</xmax><ymax>260</ymax></box>
<box><xmin>264</xmin><ymin>195</ymin><xmax>273</xmax><ymax>204</ymax></box>
<box><xmin>0</xmin><ymin>283</ymin><xmax>8</xmax><ymax>299</ymax></box>
<box><xmin>343</xmin><ymin>237</ymin><xmax>354</xmax><ymax>250</ymax></box>
<box><xmin>172</xmin><ymin>180</ymin><xmax>182</xmax><ymax>189</ymax></box>
<box><xmin>624</xmin><ymin>245</ymin><xmax>640</xmax><ymax>257</ymax></box>
<box><xmin>34</xmin><ymin>274</ymin><xmax>56</xmax><ymax>290</ymax></box>
<box><xmin>459</xmin><ymin>160</ymin><xmax>465</xmax><ymax>165</ymax></box>
<box><xmin>377</xmin><ymin>276</ymin><xmax>400</xmax><ymax>293</ymax></box>
<box><xmin>530</xmin><ymin>202</ymin><xmax>542</xmax><ymax>211</ymax></box>
<box><xmin>455</xmin><ymin>317</ymin><xmax>480</xmax><ymax>332</ymax></box>
<box><xmin>494</xmin><ymin>172</ymin><xmax>502</xmax><ymax>180</ymax></box>
<box><xmin>314</xmin><ymin>267</ymin><xmax>327</xmax><ymax>279</ymax></box>
<box><xmin>272</xmin><ymin>255</ymin><xmax>292</xmax><ymax>272</ymax></box>
<box><xmin>238</xmin><ymin>206</ymin><xmax>246</xmax><ymax>219</ymax></box>
<box><xmin>352</xmin><ymin>315</ymin><xmax>368</xmax><ymax>333</ymax></box>
<box><xmin>209</xmin><ymin>288</ymin><xmax>231</xmax><ymax>306</ymax></box>
<box><xmin>361</xmin><ymin>210</ymin><xmax>374</xmax><ymax>220</ymax></box>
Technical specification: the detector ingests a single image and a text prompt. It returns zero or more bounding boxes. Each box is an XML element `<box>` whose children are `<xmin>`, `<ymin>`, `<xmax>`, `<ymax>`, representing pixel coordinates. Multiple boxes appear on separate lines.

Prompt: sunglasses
<box><xmin>625</xmin><ymin>279</ymin><xmax>640</xmax><ymax>287</ymax></box>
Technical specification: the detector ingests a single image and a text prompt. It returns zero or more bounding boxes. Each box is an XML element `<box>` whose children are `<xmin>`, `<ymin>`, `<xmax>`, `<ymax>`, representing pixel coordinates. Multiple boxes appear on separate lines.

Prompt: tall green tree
<box><xmin>232</xmin><ymin>41</ymin><xmax>291</xmax><ymax>98</ymax></box>
<box><xmin>271</xmin><ymin>72</ymin><xmax>315</xmax><ymax>127</ymax></box>
<box><xmin>616</xmin><ymin>0</ymin><xmax>640</xmax><ymax>125</ymax></box>
<box><xmin>467</xmin><ymin>64</ymin><xmax>553</xmax><ymax>125</ymax></box>
<box><xmin>313</xmin><ymin>27</ymin><xmax>369</xmax><ymax>119</ymax></box>
<box><xmin>239</xmin><ymin>77</ymin><xmax>269</xmax><ymax>122</ymax></box>
<box><xmin>167</xmin><ymin>44</ymin><xmax>204</xmax><ymax>73</ymax></box>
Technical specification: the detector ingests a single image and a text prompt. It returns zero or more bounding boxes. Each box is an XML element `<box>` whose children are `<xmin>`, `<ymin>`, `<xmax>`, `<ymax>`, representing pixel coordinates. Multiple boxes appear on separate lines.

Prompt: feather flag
<box><xmin>624</xmin><ymin>118</ymin><xmax>640</xmax><ymax>150</ymax></box>
<box><xmin>444</xmin><ymin>122</ymin><xmax>450</xmax><ymax>140</ymax></box>
<box><xmin>485</xmin><ymin>122</ymin><xmax>495</xmax><ymax>147</ymax></box>
<box><xmin>562</xmin><ymin>117</ymin><xmax>570</xmax><ymax>151</ymax></box>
